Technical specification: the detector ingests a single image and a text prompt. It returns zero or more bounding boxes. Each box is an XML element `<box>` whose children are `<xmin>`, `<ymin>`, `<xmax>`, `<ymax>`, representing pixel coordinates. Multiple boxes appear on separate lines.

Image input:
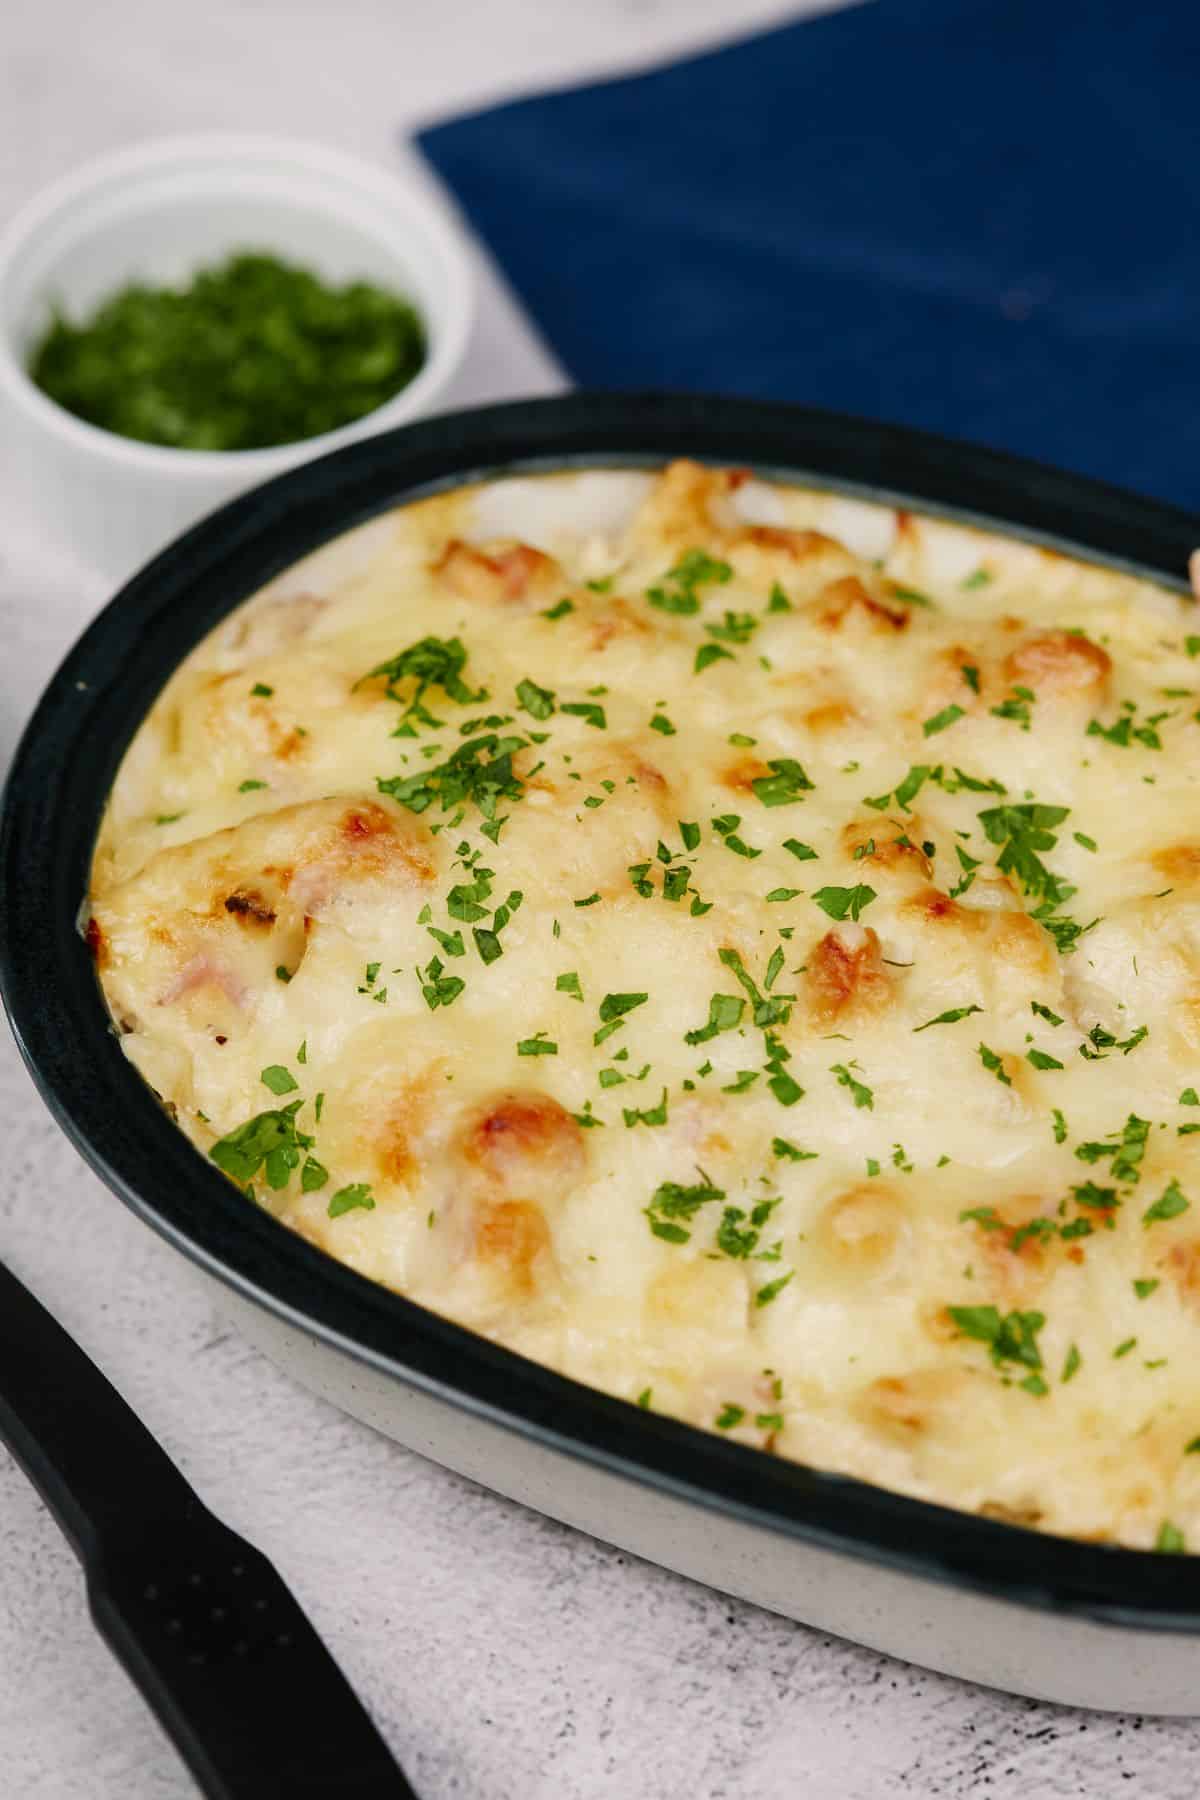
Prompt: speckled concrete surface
<box><xmin>3</xmin><ymin>3</ymin><xmax>1200</xmax><ymax>1793</ymax></box>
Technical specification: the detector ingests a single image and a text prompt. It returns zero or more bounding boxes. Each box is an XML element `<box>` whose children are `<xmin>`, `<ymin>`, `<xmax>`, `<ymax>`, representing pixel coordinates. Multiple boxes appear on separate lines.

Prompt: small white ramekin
<box><xmin>0</xmin><ymin>134</ymin><xmax>474</xmax><ymax>579</ymax></box>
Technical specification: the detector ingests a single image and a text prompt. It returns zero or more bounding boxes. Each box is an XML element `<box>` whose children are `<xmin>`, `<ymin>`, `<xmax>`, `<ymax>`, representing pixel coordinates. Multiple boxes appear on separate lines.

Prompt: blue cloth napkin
<box><xmin>418</xmin><ymin>0</ymin><xmax>1200</xmax><ymax>508</ymax></box>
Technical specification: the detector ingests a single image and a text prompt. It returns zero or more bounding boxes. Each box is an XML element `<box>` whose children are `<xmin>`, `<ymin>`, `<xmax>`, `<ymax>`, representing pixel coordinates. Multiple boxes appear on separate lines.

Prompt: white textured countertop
<box><xmin>2</xmin><ymin>2</ymin><xmax>1198</xmax><ymax>1793</ymax></box>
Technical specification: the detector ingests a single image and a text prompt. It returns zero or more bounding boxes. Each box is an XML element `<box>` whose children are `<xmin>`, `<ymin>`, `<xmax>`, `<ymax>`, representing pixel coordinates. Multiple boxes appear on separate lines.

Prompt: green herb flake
<box><xmin>831</xmin><ymin>1063</ymin><xmax>873</xmax><ymax>1110</ymax></box>
<box><xmin>772</xmin><ymin>1137</ymin><xmax>817</xmax><ymax>1162</ymax></box>
<box><xmin>1156</xmin><ymin>1521</ymin><xmax>1187</xmax><ymax>1554</ymax></box>
<box><xmin>1134</xmin><ymin>1278</ymin><xmax>1160</xmax><ymax>1299</ymax></box>
<box><xmin>751</xmin><ymin>758</ymin><xmax>814</xmax><ymax>808</ymax></box>
<box><xmin>250</xmin><ymin>681</ymin><xmax>274</xmax><ymax>697</ymax></box>
<box><xmin>923</xmin><ymin>703</ymin><xmax>965</xmax><ymax>738</ymax></box>
<box><xmin>29</xmin><ymin>252</ymin><xmax>427</xmax><ymax>452</ymax></box>
<box><xmin>260</xmin><ymin>1064</ymin><xmax>298</xmax><ymax>1096</ymax></box>
<box><xmin>517</xmin><ymin>1032</ymin><xmax>558</xmax><ymax>1057</ymax></box>
<box><xmin>1061</xmin><ymin>1343</ymin><xmax>1082</xmax><ymax>1383</ymax></box>
<box><xmin>1144</xmin><ymin>1179</ymin><xmax>1189</xmax><ymax>1227</ymax></box>
<box><xmin>811</xmin><ymin>883</ymin><xmax>876</xmax><ymax>923</ymax></box>
<box><xmin>238</xmin><ymin>778</ymin><xmax>268</xmax><ymax>793</ymax></box>
<box><xmin>977</xmin><ymin>1043</ymin><xmax>1011</xmax><ymax>1085</ymax></box>
<box><xmin>328</xmin><ymin>1183</ymin><xmax>375</xmax><ymax>1220</ymax></box>
<box><xmin>649</xmin><ymin>713</ymin><xmax>676</xmax><ymax>736</ymax></box>
<box><xmin>542</xmin><ymin>597</ymin><xmax>574</xmax><ymax>621</ymax></box>
<box><xmin>755</xmin><ymin>1272</ymin><xmax>794</xmax><ymax>1308</ymax></box>
<box><xmin>684</xmin><ymin>993</ymin><xmax>745</xmax><ymax>1045</ymax></box>
<box><xmin>695</xmin><ymin>643</ymin><xmax>734</xmax><ymax>675</ymax></box>
<box><xmin>1027</xmin><ymin>1048</ymin><xmax>1065</xmax><ymax>1071</ymax></box>
<box><xmin>623</xmin><ymin>1088</ymin><xmax>669</xmax><ymax>1128</ymax></box>
<box><xmin>646</xmin><ymin>548</ymin><xmax>732</xmax><ymax>616</ymax></box>
<box><xmin>556</xmin><ymin>972</ymin><xmax>584</xmax><ymax>1002</ymax></box>
<box><xmin>914</xmin><ymin>1004</ymin><xmax>983</xmax><ymax>1033</ymax></box>
<box><xmin>515</xmin><ymin>677</ymin><xmax>555</xmax><ymax>720</ymax></box>
<box><xmin>946</xmin><ymin>1303</ymin><xmax>1045</xmax><ymax>1378</ymax></box>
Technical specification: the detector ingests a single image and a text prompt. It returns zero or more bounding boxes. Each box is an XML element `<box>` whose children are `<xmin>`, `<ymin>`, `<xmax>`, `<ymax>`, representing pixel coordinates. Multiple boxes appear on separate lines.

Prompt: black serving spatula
<box><xmin>0</xmin><ymin>1255</ymin><xmax>417</xmax><ymax>1798</ymax></box>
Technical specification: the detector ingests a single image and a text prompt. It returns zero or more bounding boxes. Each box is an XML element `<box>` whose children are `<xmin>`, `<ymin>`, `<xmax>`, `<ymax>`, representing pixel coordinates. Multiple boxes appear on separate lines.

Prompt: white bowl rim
<box><xmin>0</xmin><ymin>130</ymin><xmax>474</xmax><ymax>477</ymax></box>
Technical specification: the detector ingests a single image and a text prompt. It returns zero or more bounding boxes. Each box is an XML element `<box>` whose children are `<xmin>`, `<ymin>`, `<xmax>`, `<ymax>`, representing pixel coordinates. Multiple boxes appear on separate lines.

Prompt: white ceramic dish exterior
<box><xmin>215</xmin><ymin>1276</ymin><xmax>1200</xmax><ymax>1716</ymax></box>
<box><xmin>0</xmin><ymin>135</ymin><xmax>473</xmax><ymax>578</ymax></box>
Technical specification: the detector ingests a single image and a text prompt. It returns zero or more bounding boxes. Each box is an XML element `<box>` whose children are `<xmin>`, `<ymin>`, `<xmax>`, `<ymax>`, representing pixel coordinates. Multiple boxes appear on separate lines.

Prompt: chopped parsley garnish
<box><xmin>1156</xmin><ymin>1521</ymin><xmax>1187</xmax><ymax>1554</ymax></box>
<box><xmin>782</xmin><ymin>838</ymin><xmax>818</xmax><ymax>862</ymax></box>
<box><xmin>1134</xmin><ymin>1279</ymin><xmax>1160</xmax><ymax>1300</ymax></box>
<box><xmin>556</xmin><ymin>972</ymin><xmax>584</xmax><ymax>1002</ymax></box>
<box><xmin>923</xmin><ymin>704</ymin><xmax>965</xmax><ymax>738</ymax></box>
<box><xmin>623</xmin><ymin>1088</ymin><xmax>668</xmax><ymax>1128</ymax></box>
<box><xmin>362</xmin><ymin>635</ymin><xmax>480</xmax><ymax>734</ymax></box>
<box><xmin>649</xmin><ymin>713</ymin><xmax>676</xmax><ymax>736</ymax></box>
<box><xmin>811</xmin><ymin>883</ymin><xmax>876</xmax><ymax>923</ymax></box>
<box><xmin>599</xmin><ymin>992</ymin><xmax>648</xmax><ymax>1023</ymax></box>
<box><xmin>28</xmin><ymin>252</ymin><xmax>426</xmax><ymax>452</ymax></box>
<box><xmin>574</xmin><ymin>892</ymin><xmax>600</xmax><ymax>908</ymax></box>
<box><xmin>946</xmin><ymin>1304</ymin><xmax>1045</xmax><ymax>1385</ymax></box>
<box><xmin>1080</xmin><ymin>1022</ymin><xmax>1148</xmax><ymax>1059</ymax></box>
<box><xmin>561</xmin><ymin>700</ymin><xmax>607</xmax><ymax>729</ymax></box>
<box><xmin>1031</xmin><ymin>1001</ymin><xmax>1064</xmax><ymax>1027</ymax></box>
<box><xmin>711</xmin><ymin>814</ymin><xmax>761</xmax><ymax>859</ymax></box>
<box><xmin>1027</xmin><ymin>1048</ymin><xmax>1065</xmax><ymax>1071</ymax></box>
<box><xmin>250</xmin><ymin>681</ymin><xmax>273</xmax><ymax>697</ymax></box>
<box><xmin>1143</xmin><ymin>1179</ymin><xmax>1189</xmax><ymax>1227</ymax></box>
<box><xmin>1052</xmin><ymin>1108</ymin><xmax>1068</xmax><ymax>1144</ymax></box>
<box><xmin>680</xmin><ymin>821</ymin><xmax>701</xmax><ymax>852</ymax></box>
<box><xmin>977</xmin><ymin>1043</ymin><xmax>1011</xmax><ymax>1086</ymax></box>
<box><xmin>706</xmin><ymin>610</ymin><xmax>758</xmax><ymax>645</ymax></box>
<box><xmin>517</xmin><ymin>1032</ymin><xmax>557</xmax><ymax>1057</ymax></box>
<box><xmin>767</xmin><ymin>582</ymin><xmax>792</xmax><ymax>613</ymax></box>
<box><xmin>765</xmin><ymin>887</ymin><xmax>802</xmax><ymax>903</ymax></box>
<box><xmin>962</xmin><ymin>568</ymin><xmax>992</xmax><ymax>589</ymax></box>
<box><xmin>695</xmin><ymin>643</ymin><xmax>734</xmax><ymax>675</ymax></box>
<box><xmin>913</xmin><ymin>1004</ymin><xmax>982</xmax><ymax>1032</ymax></box>
<box><xmin>260</xmin><ymin>1064</ymin><xmax>298</xmax><ymax>1096</ymax></box>
<box><xmin>238</xmin><ymin>778</ymin><xmax>268</xmax><ymax>793</ymax></box>
<box><xmin>772</xmin><ymin>1137</ymin><xmax>817</xmax><ymax>1162</ymax></box>
<box><xmin>715</xmin><ymin>1404</ymin><xmax>745</xmax><ymax>1430</ymax></box>
<box><xmin>515</xmin><ymin>677</ymin><xmax>555</xmax><ymax>720</ymax></box>
<box><xmin>300</xmin><ymin>1156</ymin><xmax>328</xmax><ymax>1192</ymax></box>
<box><xmin>542</xmin><ymin>597</ymin><xmax>574</xmax><ymax>620</ymax></box>
<box><xmin>1061</xmin><ymin>1343</ymin><xmax>1082</xmax><ymax>1383</ymax></box>
<box><xmin>830</xmin><ymin>1063</ymin><xmax>873</xmax><ymax>1109</ymax></box>
<box><xmin>646</xmin><ymin>548</ymin><xmax>732</xmax><ymax>615</ymax></box>
<box><xmin>416</xmin><ymin>956</ymin><xmax>465</xmax><ymax>1010</ymax></box>
<box><xmin>209</xmin><ymin>1101</ymin><xmax>312</xmax><ymax>1190</ymax></box>
<box><xmin>751</xmin><ymin>759</ymin><xmax>813</xmax><ymax>807</ymax></box>
<box><xmin>990</xmin><ymin>685</ymin><xmax>1036</xmax><ymax>730</ymax></box>
<box><xmin>378</xmin><ymin>730</ymin><xmax>527</xmax><ymax>825</ymax></box>
<box><xmin>644</xmin><ymin>1174</ymin><xmax>724</xmax><ymax>1242</ymax></box>
<box><xmin>1087</xmin><ymin>701</ymin><xmax>1170</xmax><ymax>750</ymax></box>
<box><xmin>328</xmin><ymin>1183</ymin><xmax>375</xmax><ymax>1219</ymax></box>
<box><xmin>684</xmin><ymin>993</ymin><xmax>745</xmax><ymax>1045</ymax></box>
<box><xmin>755</xmin><ymin>1272</ymin><xmax>794</xmax><ymax>1308</ymax></box>
<box><xmin>977</xmin><ymin>801</ymin><xmax>1092</xmax><ymax>954</ymax></box>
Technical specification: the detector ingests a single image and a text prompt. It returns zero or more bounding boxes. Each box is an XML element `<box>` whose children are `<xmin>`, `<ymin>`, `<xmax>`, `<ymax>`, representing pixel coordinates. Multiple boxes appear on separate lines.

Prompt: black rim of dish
<box><xmin>4</xmin><ymin>391</ymin><xmax>1200</xmax><ymax>1633</ymax></box>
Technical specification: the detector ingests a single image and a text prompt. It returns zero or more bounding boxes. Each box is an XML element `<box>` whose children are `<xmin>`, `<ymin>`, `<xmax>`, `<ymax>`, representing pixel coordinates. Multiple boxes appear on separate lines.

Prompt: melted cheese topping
<box><xmin>90</xmin><ymin>461</ymin><xmax>1200</xmax><ymax>1550</ymax></box>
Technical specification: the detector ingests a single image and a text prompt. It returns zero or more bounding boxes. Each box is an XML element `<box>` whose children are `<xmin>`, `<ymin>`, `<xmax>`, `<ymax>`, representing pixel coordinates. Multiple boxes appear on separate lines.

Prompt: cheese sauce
<box><xmin>90</xmin><ymin>461</ymin><xmax>1200</xmax><ymax>1549</ymax></box>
